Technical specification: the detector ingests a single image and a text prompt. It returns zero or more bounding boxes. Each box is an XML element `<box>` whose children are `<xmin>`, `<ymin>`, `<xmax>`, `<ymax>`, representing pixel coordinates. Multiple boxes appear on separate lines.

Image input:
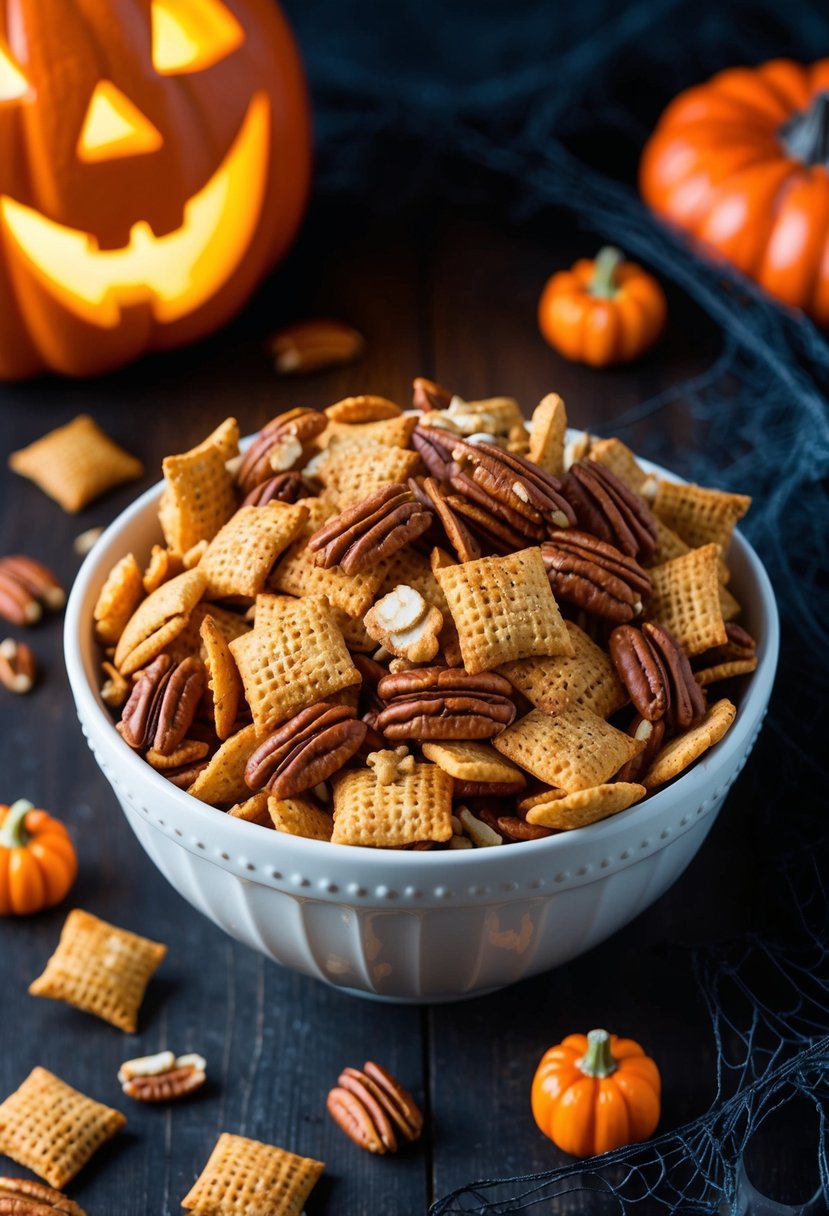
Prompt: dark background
<box><xmin>2</xmin><ymin>1</ymin><xmax>829</xmax><ymax>1212</ymax></box>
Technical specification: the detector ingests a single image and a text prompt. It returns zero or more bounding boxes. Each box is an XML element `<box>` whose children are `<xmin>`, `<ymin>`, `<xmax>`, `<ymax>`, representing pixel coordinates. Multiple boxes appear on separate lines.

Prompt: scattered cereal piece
<box><xmin>182</xmin><ymin>1132</ymin><xmax>324</xmax><ymax>1216</ymax></box>
<box><xmin>0</xmin><ymin>1068</ymin><xmax>125</xmax><ymax>1188</ymax></box>
<box><xmin>29</xmin><ymin>909</ymin><xmax>167</xmax><ymax>1033</ymax></box>
<box><xmin>9</xmin><ymin>416</ymin><xmax>143</xmax><ymax>513</ymax></box>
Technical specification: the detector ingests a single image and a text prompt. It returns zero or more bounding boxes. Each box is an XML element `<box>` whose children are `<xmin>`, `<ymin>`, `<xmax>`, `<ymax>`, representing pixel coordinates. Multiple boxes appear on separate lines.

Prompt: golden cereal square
<box><xmin>332</xmin><ymin>764</ymin><xmax>454</xmax><ymax>847</ymax></box>
<box><xmin>493</xmin><ymin>706</ymin><xmax>642</xmax><ymax>792</ymax></box>
<box><xmin>161</xmin><ymin>419</ymin><xmax>240</xmax><ymax>554</ymax></box>
<box><xmin>652</xmin><ymin>479</ymin><xmax>750</xmax><ymax>555</ymax></box>
<box><xmin>200</xmin><ymin>504</ymin><xmax>309</xmax><ymax>600</ymax></box>
<box><xmin>270</xmin><ymin>498</ymin><xmax>386</xmax><ymax>618</ymax></box>
<box><xmin>320</xmin><ymin>445</ymin><xmax>422</xmax><ymax>507</ymax></box>
<box><xmin>317</xmin><ymin>415</ymin><xmax>418</xmax><ymax>453</ymax></box>
<box><xmin>182</xmin><ymin>1133</ymin><xmax>324</xmax><ymax>1216</ymax></box>
<box><xmin>528</xmin><ymin>393</ymin><xmax>567</xmax><ymax>474</ymax></box>
<box><xmin>229</xmin><ymin>596</ymin><xmax>360</xmax><ymax>734</ymax></box>
<box><xmin>201</xmin><ymin>614</ymin><xmax>244</xmax><ymax>740</ymax></box>
<box><xmin>29</xmin><ymin>910</ymin><xmax>167</xmax><ymax>1034</ymax></box>
<box><xmin>0</xmin><ymin>1068</ymin><xmax>125</xmax><ymax>1190</ymax></box>
<box><xmin>435</xmin><ymin>547</ymin><xmax>573</xmax><ymax>674</ymax></box>
<box><xmin>228</xmin><ymin>792</ymin><xmax>273</xmax><ymax>826</ymax></box>
<box><xmin>9</xmin><ymin>415</ymin><xmax>143</xmax><ymax>513</ymax></box>
<box><xmin>420</xmin><ymin>741</ymin><xmax>524</xmax><ymax>784</ymax></box>
<box><xmin>643</xmin><ymin>699</ymin><xmax>737</xmax><ymax>789</ymax></box>
<box><xmin>646</xmin><ymin>544</ymin><xmax>727</xmax><ymax>657</ymax></box>
<box><xmin>93</xmin><ymin>553</ymin><xmax>145</xmax><ymax>647</ymax></box>
<box><xmin>646</xmin><ymin>517</ymin><xmax>691</xmax><ymax>568</ymax></box>
<box><xmin>188</xmin><ymin>724</ymin><xmax>261</xmax><ymax>807</ymax></box>
<box><xmin>499</xmin><ymin>621</ymin><xmax>627</xmax><ymax>719</ymax></box>
<box><xmin>113</xmin><ymin>568</ymin><xmax>206</xmax><ymax>675</ymax></box>
<box><xmin>588</xmin><ymin>437</ymin><xmax>649</xmax><ymax>495</ymax></box>
<box><xmin>525</xmin><ymin>783</ymin><xmax>646</xmax><ymax>829</ymax></box>
<box><xmin>268</xmin><ymin>796</ymin><xmax>334</xmax><ymax>841</ymax></box>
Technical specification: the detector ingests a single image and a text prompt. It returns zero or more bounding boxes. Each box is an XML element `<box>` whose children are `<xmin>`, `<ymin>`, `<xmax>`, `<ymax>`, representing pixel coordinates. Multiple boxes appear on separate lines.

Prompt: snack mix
<box><xmin>95</xmin><ymin>385</ymin><xmax>757</xmax><ymax>849</ymax></box>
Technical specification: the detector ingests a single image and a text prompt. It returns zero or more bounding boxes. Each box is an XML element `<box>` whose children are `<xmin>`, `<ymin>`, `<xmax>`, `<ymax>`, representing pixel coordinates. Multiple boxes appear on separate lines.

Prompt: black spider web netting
<box><xmin>282</xmin><ymin>0</ymin><xmax>829</xmax><ymax>1207</ymax></box>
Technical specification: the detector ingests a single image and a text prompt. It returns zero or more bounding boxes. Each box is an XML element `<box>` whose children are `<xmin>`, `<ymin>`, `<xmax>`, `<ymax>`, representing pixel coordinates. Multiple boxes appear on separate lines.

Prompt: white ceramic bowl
<box><xmin>65</xmin><ymin>456</ymin><xmax>778</xmax><ymax>1003</ymax></box>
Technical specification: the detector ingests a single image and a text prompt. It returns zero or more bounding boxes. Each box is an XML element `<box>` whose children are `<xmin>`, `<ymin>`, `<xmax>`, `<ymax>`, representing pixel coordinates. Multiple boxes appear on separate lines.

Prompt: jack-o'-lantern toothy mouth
<box><xmin>0</xmin><ymin>91</ymin><xmax>270</xmax><ymax>328</ymax></box>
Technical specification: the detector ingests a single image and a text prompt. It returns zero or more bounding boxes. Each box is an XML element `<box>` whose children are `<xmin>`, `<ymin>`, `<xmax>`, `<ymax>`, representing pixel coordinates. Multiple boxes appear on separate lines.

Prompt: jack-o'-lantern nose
<box><xmin>77</xmin><ymin>81</ymin><xmax>164</xmax><ymax>163</ymax></box>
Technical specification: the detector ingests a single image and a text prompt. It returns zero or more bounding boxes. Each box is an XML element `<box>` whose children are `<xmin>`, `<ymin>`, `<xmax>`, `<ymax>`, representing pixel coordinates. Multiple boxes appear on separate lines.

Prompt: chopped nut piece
<box><xmin>118</xmin><ymin>1051</ymin><xmax>206</xmax><ymax>1102</ymax></box>
<box><xmin>73</xmin><ymin>527</ymin><xmax>103</xmax><ymax>556</ymax></box>
<box><xmin>458</xmin><ymin>806</ymin><xmax>503</xmax><ymax>847</ymax></box>
<box><xmin>268</xmin><ymin>318</ymin><xmax>365</xmax><ymax>375</ymax></box>
<box><xmin>0</xmin><ymin>638</ymin><xmax>36</xmax><ymax>693</ymax></box>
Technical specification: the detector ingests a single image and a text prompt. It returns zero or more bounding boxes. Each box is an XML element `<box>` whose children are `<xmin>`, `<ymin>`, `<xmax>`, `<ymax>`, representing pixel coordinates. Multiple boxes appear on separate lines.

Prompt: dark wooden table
<box><xmin>0</xmin><ymin>201</ymin><xmax>815</xmax><ymax>1214</ymax></box>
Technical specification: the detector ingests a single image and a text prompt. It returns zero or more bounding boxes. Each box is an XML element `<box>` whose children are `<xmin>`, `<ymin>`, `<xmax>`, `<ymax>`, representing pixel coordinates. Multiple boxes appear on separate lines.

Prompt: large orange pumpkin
<box><xmin>0</xmin><ymin>0</ymin><xmax>311</xmax><ymax>378</ymax></box>
<box><xmin>640</xmin><ymin>59</ymin><xmax>829</xmax><ymax>326</ymax></box>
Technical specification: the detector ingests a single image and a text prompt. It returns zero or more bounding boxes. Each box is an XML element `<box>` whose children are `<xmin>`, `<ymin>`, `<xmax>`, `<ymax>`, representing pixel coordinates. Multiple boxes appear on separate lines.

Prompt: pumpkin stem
<box><xmin>0</xmin><ymin>799</ymin><xmax>34</xmax><ymax>849</ymax></box>
<box><xmin>588</xmin><ymin>247</ymin><xmax>625</xmax><ymax>298</ymax></box>
<box><xmin>577</xmin><ymin>1029</ymin><xmax>618</xmax><ymax>1078</ymax></box>
<box><xmin>780</xmin><ymin>92</ymin><xmax>829</xmax><ymax>168</ymax></box>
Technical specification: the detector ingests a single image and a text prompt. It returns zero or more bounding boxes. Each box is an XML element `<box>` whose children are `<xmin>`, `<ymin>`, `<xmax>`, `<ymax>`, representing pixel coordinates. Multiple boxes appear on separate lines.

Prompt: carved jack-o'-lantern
<box><xmin>0</xmin><ymin>0</ymin><xmax>311</xmax><ymax>378</ymax></box>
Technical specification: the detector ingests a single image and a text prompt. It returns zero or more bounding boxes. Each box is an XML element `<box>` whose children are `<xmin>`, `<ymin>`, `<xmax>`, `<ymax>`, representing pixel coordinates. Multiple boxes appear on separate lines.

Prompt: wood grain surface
<box><xmin>0</xmin><ymin>201</ymin><xmax>812</xmax><ymax>1213</ymax></box>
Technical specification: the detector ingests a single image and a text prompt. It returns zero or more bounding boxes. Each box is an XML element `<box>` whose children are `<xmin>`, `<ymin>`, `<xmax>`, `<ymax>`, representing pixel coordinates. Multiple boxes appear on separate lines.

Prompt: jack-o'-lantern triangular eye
<box><xmin>151</xmin><ymin>0</ymin><xmax>244</xmax><ymax>75</ymax></box>
<box><xmin>0</xmin><ymin>41</ymin><xmax>31</xmax><ymax>102</ymax></box>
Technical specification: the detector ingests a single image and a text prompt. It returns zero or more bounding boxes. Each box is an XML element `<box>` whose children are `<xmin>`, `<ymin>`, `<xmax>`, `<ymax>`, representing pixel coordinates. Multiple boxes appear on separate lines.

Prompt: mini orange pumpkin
<box><xmin>0</xmin><ymin>0</ymin><xmax>311</xmax><ymax>378</ymax></box>
<box><xmin>0</xmin><ymin>799</ymin><xmax>78</xmax><ymax>916</ymax></box>
<box><xmin>538</xmin><ymin>247</ymin><xmax>666</xmax><ymax>366</ymax></box>
<box><xmin>640</xmin><ymin>59</ymin><xmax>829</xmax><ymax>325</ymax></box>
<box><xmin>531</xmin><ymin>1028</ymin><xmax>661</xmax><ymax>1157</ymax></box>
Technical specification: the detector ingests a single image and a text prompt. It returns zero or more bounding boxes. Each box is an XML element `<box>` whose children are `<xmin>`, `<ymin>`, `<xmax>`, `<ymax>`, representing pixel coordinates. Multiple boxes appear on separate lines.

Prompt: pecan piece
<box><xmin>308</xmin><ymin>484</ymin><xmax>433</xmax><ymax>575</ymax></box>
<box><xmin>268</xmin><ymin>318</ymin><xmax>365</xmax><ymax>375</ymax></box>
<box><xmin>563</xmin><ymin>461</ymin><xmax>658</xmax><ymax>562</ymax></box>
<box><xmin>410</xmin><ymin>477</ymin><xmax>482</xmax><ymax>562</ymax></box>
<box><xmin>542</xmin><ymin>530</ymin><xmax>651</xmax><ymax>622</ymax></box>
<box><xmin>414</xmin><ymin>425</ymin><xmax>576</xmax><ymax>536</ymax></box>
<box><xmin>0</xmin><ymin>639</ymin><xmax>36</xmax><ymax>694</ymax></box>
<box><xmin>377</xmin><ymin>667</ymin><xmax>516</xmax><ymax>740</ymax></box>
<box><xmin>616</xmin><ymin>714</ymin><xmax>667</xmax><ymax>783</ymax></box>
<box><xmin>0</xmin><ymin>1178</ymin><xmax>85</xmax><ymax>1216</ymax></box>
<box><xmin>118</xmin><ymin>654</ymin><xmax>205</xmax><ymax>755</ymax></box>
<box><xmin>642</xmin><ymin>621</ymin><xmax>706</xmax><ymax>730</ymax></box>
<box><xmin>0</xmin><ymin>556</ymin><xmax>65</xmax><ymax>612</ymax></box>
<box><xmin>237</xmin><ymin>409</ymin><xmax>327</xmax><ymax>494</ymax></box>
<box><xmin>240</xmin><ymin>471</ymin><xmax>316</xmax><ymax>507</ymax></box>
<box><xmin>245</xmin><ymin>703</ymin><xmax>367</xmax><ymax>797</ymax></box>
<box><xmin>413</xmin><ymin>376</ymin><xmax>453</xmax><ymax>413</ymax></box>
<box><xmin>118</xmin><ymin>1051</ymin><xmax>206</xmax><ymax>1103</ymax></box>
<box><xmin>609</xmin><ymin>624</ymin><xmax>670</xmax><ymax>721</ymax></box>
<box><xmin>327</xmin><ymin>1062</ymin><xmax>422</xmax><ymax>1154</ymax></box>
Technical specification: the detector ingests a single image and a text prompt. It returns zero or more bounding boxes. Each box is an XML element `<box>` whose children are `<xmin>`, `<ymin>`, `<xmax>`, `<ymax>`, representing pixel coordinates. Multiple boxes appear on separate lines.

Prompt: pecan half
<box><xmin>0</xmin><ymin>639</ymin><xmax>36</xmax><ymax>694</ymax></box>
<box><xmin>245</xmin><ymin>703</ymin><xmax>367</xmax><ymax>797</ymax></box>
<box><xmin>563</xmin><ymin>461</ymin><xmax>658</xmax><ymax>562</ymax></box>
<box><xmin>118</xmin><ymin>1051</ymin><xmax>206</xmax><ymax>1103</ymax></box>
<box><xmin>0</xmin><ymin>556</ymin><xmax>65</xmax><ymax>612</ymax></box>
<box><xmin>0</xmin><ymin>569</ymin><xmax>41</xmax><ymax>626</ymax></box>
<box><xmin>237</xmin><ymin>409</ymin><xmax>327</xmax><ymax>494</ymax></box>
<box><xmin>308</xmin><ymin>484</ymin><xmax>433</xmax><ymax>575</ymax></box>
<box><xmin>268</xmin><ymin>318</ymin><xmax>365</xmax><ymax>375</ymax></box>
<box><xmin>609</xmin><ymin>624</ymin><xmax>670</xmax><ymax>721</ymax></box>
<box><xmin>642</xmin><ymin>621</ymin><xmax>706</xmax><ymax>730</ymax></box>
<box><xmin>240</xmin><ymin>471</ymin><xmax>316</xmax><ymax>507</ymax></box>
<box><xmin>413</xmin><ymin>376</ymin><xmax>453</xmax><ymax>413</ymax></box>
<box><xmin>327</xmin><ymin>1062</ymin><xmax>422</xmax><ymax>1154</ymax></box>
<box><xmin>118</xmin><ymin>655</ymin><xmax>205</xmax><ymax>755</ymax></box>
<box><xmin>377</xmin><ymin>667</ymin><xmax>516</xmax><ymax>740</ymax></box>
<box><xmin>496</xmin><ymin>815</ymin><xmax>555</xmax><ymax>841</ymax></box>
<box><xmin>694</xmin><ymin>621</ymin><xmax>757</xmax><ymax>668</ymax></box>
<box><xmin>542</xmin><ymin>530</ymin><xmax>651</xmax><ymax>622</ymax></box>
<box><xmin>413</xmin><ymin>425</ymin><xmax>576</xmax><ymax>538</ymax></box>
<box><xmin>0</xmin><ymin>1178</ymin><xmax>85</xmax><ymax>1216</ymax></box>
<box><xmin>410</xmin><ymin>477</ymin><xmax>482</xmax><ymax>562</ymax></box>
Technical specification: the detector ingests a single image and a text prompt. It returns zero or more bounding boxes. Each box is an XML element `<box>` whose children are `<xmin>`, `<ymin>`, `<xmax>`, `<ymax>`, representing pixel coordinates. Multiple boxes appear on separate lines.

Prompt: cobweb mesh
<box><xmin>282</xmin><ymin>0</ymin><xmax>829</xmax><ymax>1207</ymax></box>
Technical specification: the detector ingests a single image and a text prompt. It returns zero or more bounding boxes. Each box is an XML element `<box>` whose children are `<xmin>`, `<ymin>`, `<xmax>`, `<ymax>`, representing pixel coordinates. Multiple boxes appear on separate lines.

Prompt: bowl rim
<box><xmin>65</xmin><ymin>444</ymin><xmax>780</xmax><ymax>873</ymax></box>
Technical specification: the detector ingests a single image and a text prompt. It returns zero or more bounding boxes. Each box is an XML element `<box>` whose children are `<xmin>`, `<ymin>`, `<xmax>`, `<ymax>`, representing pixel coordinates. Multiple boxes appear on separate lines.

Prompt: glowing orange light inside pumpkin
<box><xmin>1</xmin><ymin>91</ymin><xmax>269</xmax><ymax>327</ymax></box>
<box><xmin>0</xmin><ymin>43</ymin><xmax>30</xmax><ymax>103</ymax></box>
<box><xmin>77</xmin><ymin>80</ymin><xmax>164</xmax><ymax>162</ymax></box>
<box><xmin>151</xmin><ymin>0</ymin><xmax>244</xmax><ymax>75</ymax></box>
